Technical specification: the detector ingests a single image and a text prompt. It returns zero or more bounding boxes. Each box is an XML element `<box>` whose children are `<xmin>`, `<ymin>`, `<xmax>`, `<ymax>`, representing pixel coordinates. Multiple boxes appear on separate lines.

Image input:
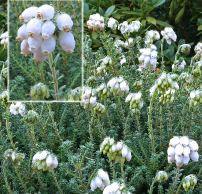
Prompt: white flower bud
<box><xmin>126</xmin><ymin>151</ymin><xmax>132</xmax><ymax>161</ymax></box>
<box><xmin>116</xmin><ymin>142</ymin><xmax>123</xmax><ymax>151</ymax></box>
<box><xmin>27</xmin><ymin>18</ymin><xmax>42</xmax><ymax>38</ymax></box>
<box><xmin>59</xmin><ymin>31</ymin><xmax>75</xmax><ymax>54</ymax></box>
<box><xmin>169</xmin><ymin>136</ymin><xmax>180</xmax><ymax>147</ymax></box>
<box><xmin>41</xmin><ymin>36</ymin><xmax>56</xmax><ymax>56</ymax></box>
<box><xmin>180</xmin><ymin>136</ymin><xmax>189</xmax><ymax>147</ymax></box>
<box><xmin>28</xmin><ymin>35</ymin><xmax>43</xmax><ymax>53</ymax></box>
<box><xmin>183</xmin><ymin>156</ymin><xmax>190</xmax><ymax>165</ymax></box>
<box><xmin>90</xmin><ymin>179</ymin><xmax>97</xmax><ymax>191</ymax></box>
<box><xmin>168</xmin><ymin>155</ymin><xmax>174</xmax><ymax>163</ymax></box>
<box><xmin>19</xmin><ymin>7</ymin><xmax>38</xmax><ymax>22</ymax></box>
<box><xmin>37</xmin><ymin>5</ymin><xmax>54</xmax><ymax>20</ymax></box>
<box><xmin>189</xmin><ymin>140</ymin><xmax>199</xmax><ymax>152</ymax></box>
<box><xmin>46</xmin><ymin>155</ymin><xmax>53</xmax><ymax>167</ymax></box>
<box><xmin>175</xmin><ymin>144</ymin><xmax>183</xmax><ymax>155</ymax></box>
<box><xmin>52</xmin><ymin>157</ymin><xmax>58</xmax><ymax>168</ymax></box>
<box><xmin>183</xmin><ymin>146</ymin><xmax>190</xmax><ymax>157</ymax></box>
<box><xmin>41</xmin><ymin>21</ymin><xmax>56</xmax><ymax>40</ymax></box>
<box><xmin>121</xmin><ymin>146</ymin><xmax>128</xmax><ymax>157</ymax></box>
<box><xmin>38</xmin><ymin>151</ymin><xmax>48</xmax><ymax>160</ymax></box>
<box><xmin>16</xmin><ymin>24</ymin><xmax>28</xmax><ymax>41</ymax></box>
<box><xmin>95</xmin><ymin>176</ymin><xmax>102</xmax><ymax>187</ymax></box>
<box><xmin>190</xmin><ymin>151</ymin><xmax>199</xmax><ymax>162</ymax></box>
<box><xmin>167</xmin><ymin>146</ymin><xmax>175</xmax><ymax>156</ymax></box>
<box><xmin>34</xmin><ymin>48</ymin><xmax>49</xmax><ymax>63</ymax></box>
<box><xmin>21</xmin><ymin>39</ymin><xmax>31</xmax><ymax>56</ymax></box>
<box><xmin>56</xmin><ymin>14</ymin><xmax>73</xmax><ymax>32</ymax></box>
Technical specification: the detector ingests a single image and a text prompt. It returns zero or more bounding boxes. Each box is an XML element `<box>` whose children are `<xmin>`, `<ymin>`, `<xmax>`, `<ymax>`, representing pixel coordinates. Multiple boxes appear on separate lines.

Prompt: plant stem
<box><xmin>3</xmin><ymin>161</ymin><xmax>13</xmax><ymax>194</ymax></box>
<box><xmin>31</xmin><ymin>125</ymin><xmax>37</xmax><ymax>146</ymax></box>
<box><xmin>118</xmin><ymin>97</ymin><xmax>125</xmax><ymax>124</ymax></box>
<box><xmin>171</xmin><ymin>167</ymin><xmax>180</xmax><ymax>194</ymax></box>
<box><xmin>47</xmin><ymin>103</ymin><xmax>63</xmax><ymax>143</ymax></box>
<box><xmin>15</xmin><ymin>166</ymin><xmax>28</xmax><ymax>193</ymax></box>
<box><xmin>104</xmin><ymin>100</ymin><xmax>112</xmax><ymax>130</ymax></box>
<box><xmin>73</xmin><ymin>103</ymin><xmax>82</xmax><ymax>130</ymax></box>
<box><xmin>148</xmin><ymin>97</ymin><xmax>155</xmax><ymax>154</ymax></box>
<box><xmin>124</xmin><ymin>115</ymin><xmax>130</xmax><ymax>141</ymax></box>
<box><xmin>167</xmin><ymin>105</ymin><xmax>172</xmax><ymax>129</ymax></box>
<box><xmin>161</xmin><ymin>38</ymin><xmax>164</xmax><ymax>71</ymax></box>
<box><xmin>121</xmin><ymin>162</ymin><xmax>125</xmax><ymax>181</ymax></box>
<box><xmin>89</xmin><ymin>117</ymin><xmax>94</xmax><ymax>158</ymax></box>
<box><xmin>6</xmin><ymin>106</ymin><xmax>15</xmax><ymax>150</ymax></box>
<box><xmin>176</xmin><ymin>178</ymin><xmax>185</xmax><ymax>194</ymax></box>
<box><xmin>181</xmin><ymin>105</ymin><xmax>185</xmax><ymax>136</ymax></box>
<box><xmin>52</xmin><ymin>171</ymin><xmax>63</xmax><ymax>194</ymax></box>
<box><xmin>109</xmin><ymin>159</ymin><xmax>116</xmax><ymax>179</ymax></box>
<box><xmin>189</xmin><ymin>109</ymin><xmax>195</xmax><ymax>136</ymax></box>
<box><xmin>49</xmin><ymin>53</ymin><xmax>59</xmax><ymax>101</ymax></box>
<box><xmin>149</xmin><ymin>177</ymin><xmax>156</xmax><ymax>194</ymax></box>
<box><xmin>135</xmin><ymin>115</ymin><xmax>141</xmax><ymax>133</ymax></box>
<box><xmin>160</xmin><ymin>106</ymin><xmax>163</xmax><ymax>149</ymax></box>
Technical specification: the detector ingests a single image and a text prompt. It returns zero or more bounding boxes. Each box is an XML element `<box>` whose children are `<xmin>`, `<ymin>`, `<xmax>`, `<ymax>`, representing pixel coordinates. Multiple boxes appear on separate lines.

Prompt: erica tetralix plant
<box><xmin>16</xmin><ymin>4</ymin><xmax>76</xmax><ymax>63</ymax></box>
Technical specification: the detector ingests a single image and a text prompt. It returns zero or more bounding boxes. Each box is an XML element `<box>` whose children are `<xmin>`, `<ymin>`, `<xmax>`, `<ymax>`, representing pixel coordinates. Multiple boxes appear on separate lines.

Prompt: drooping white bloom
<box><xmin>0</xmin><ymin>31</ymin><xmax>8</xmax><ymax>47</ymax></box>
<box><xmin>161</xmin><ymin>27</ymin><xmax>177</xmax><ymax>44</ymax></box>
<box><xmin>33</xmin><ymin>48</ymin><xmax>49</xmax><ymax>63</ymax></box>
<box><xmin>19</xmin><ymin>7</ymin><xmax>38</xmax><ymax>22</ymax></box>
<box><xmin>56</xmin><ymin>14</ymin><xmax>73</xmax><ymax>32</ymax></box>
<box><xmin>87</xmin><ymin>13</ymin><xmax>104</xmax><ymax>31</ymax></box>
<box><xmin>80</xmin><ymin>88</ymin><xmax>96</xmax><ymax>109</ymax></box>
<box><xmin>103</xmin><ymin>181</ymin><xmax>131</xmax><ymax>194</ymax></box>
<box><xmin>16</xmin><ymin>24</ymin><xmax>28</xmax><ymax>41</ymax></box>
<box><xmin>27</xmin><ymin>18</ymin><xmax>42</xmax><ymax>38</ymax></box>
<box><xmin>168</xmin><ymin>136</ymin><xmax>199</xmax><ymax>167</ymax></box>
<box><xmin>41</xmin><ymin>21</ymin><xmax>56</xmax><ymax>40</ymax></box>
<box><xmin>21</xmin><ymin>39</ymin><xmax>31</xmax><ymax>56</ymax></box>
<box><xmin>118</xmin><ymin>21</ymin><xmax>129</xmax><ymax>34</ymax></box>
<box><xmin>107</xmin><ymin>17</ymin><xmax>118</xmax><ymax>30</ymax></box>
<box><xmin>32</xmin><ymin>151</ymin><xmax>58</xmax><ymax>172</ymax></box>
<box><xmin>145</xmin><ymin>30</ymin><xmax>160</xmax><ymax>44</ymax></box>
<box><xmin>9</xmin><ymin>102</ymin><xmax>25</xmax><ymax>116</ymax></box>
<box><xmin>194</xmin><ymin>42</ymin><xmax>202</xmax><ymax>54</ymax></box>
<box><xmin>90</xmin><ymin>169</ymin><xmax>110</xmax><ymax>191</ymax></box>
<box><xmin>128</xmin><ymin>21</ymin><xmax>141</xmax><ymax>33</ymax></box>
<box><xmin>41</xmin><ymin>36</ymin><xmax>56</xmax><ymax>56</ymax></box>
<box><xmin>28</xmin><ymin>35</ymin><xmax>43</xmax><ymax>53</ymax></box>
<box><xmin>59</xmin><ymin>31</ymin><xmax>75</xmax><ymax>54</ymax></box>
<box><xmin>121</xmin><ymin>146</ymin><xmax>128</xmax><ymax>157</ymax></box>
<box><xmin>37</xmin><ymin>5</ymin><xmax>54</xmax><ymax>20</ymax></box>
<box><xmin>190</xmin><ymin>91</ymin><xmax>196</xmax><ymax>99</ymax></box>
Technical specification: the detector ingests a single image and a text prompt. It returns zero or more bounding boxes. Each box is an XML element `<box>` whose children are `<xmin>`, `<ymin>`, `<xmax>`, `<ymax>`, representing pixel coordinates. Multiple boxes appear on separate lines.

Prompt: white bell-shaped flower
<box><xmin>121</xmin><ymin>146</ymin><xmax>128</xmax><ymax>157</ymax></box>
<box><xmin>21</xmin><ymin>39</ymin><xmax>31</xmax><ymax>56</ymax></box>
<box><xmin>46</xmin><ymin>155</ymin><xmax>53</xmax><ymax>167</ymax></box>
<box><xmin>41</xmin><ymin>21</ymin><xmax>56</xmax><ymax>40</ymax></box>
<box><xmin>38</xmin><ymin>151</ymin><xmax>48</xmax><ymax>160</ymax></box>
<box><xmin>183</xmin><ymin>146</ymin><xmax>190</xmax><ymax>157</ymax></box>
<box><xmin>34</xmin><ymin>48</ymin><xmax>49</xmax><ymax>63</ymax></box>
<box><xmin>28</xmin><ymin>35</ymin><xmax>43</xmax><ymax>53</ymax></box>
<box><xmin>19</xmin><ymin>6</ymin><xmax>38</xmax><ymax>22</ymax></box>
<box><xmin>168</xmin><ymin>155</ymin><xmax>175</xmax><ymax>163</ymax></box>
<box><xmin>27</xmin><ymin>18</ymin><xmax>42</xmax><ymax>38</ymax></box>
<box><xmin>175</xmin><ymin>144</ymin><xmax>183</xmax><ymax>155</ymax></box>
<box><xmin>182</xmin><ymin>156</ymin><xmax>190</xmax><ymax>165</ymax></box>
<box><xmin>56</xmin><ymin>13</ymin><xmax>73</xmax><ymax>32</ymax></box>
<box><xmin>180</xmin><ymin>136</ymin><xmax>189</xmax><ymax>147</ymax></box>
<box><xmin>95</xmin><ymin>177</ymin><xmax>102</xmax><ymax>187</ymax></box>
<box><xmin>169</xmin><ymin>136</ymin><xmax>180</xmax><ymax>147</ymax></box>
<box><xmin>37</xmin><ymin>5</ymin><xmax>54</xmax><ymax>20</ymax></box>
<box><xmin>190</xmin><ymin>152</ymin><xmax>199</xmax><ymax>162</ymax></box>
<box><xmin>167</xmin><ymin>146</ymin><xmax>175</xmax><ymax>156</ymax></box>
<box><xmin>189</xmin><ymin>140</ymin><xmax>199</xmax><ymax>152</ymax></box>
<box><xmin>16</xmin><ymin>24</ymin><xmax>28</xmax><ymax>41</ymax></box>
<box><xmin>59</xmin><ymin>31</ymin><xmax>75</xmax><ymax>54</ymax></box>
<box><xmin>41</xmin><ymin>36</ymin><xmax>56</xmax><ymax>56</ymax></box>
<box><xmin>90</xmin><ymin>179</ymin><xmax>97</xmax><ymax>191</ymax></box>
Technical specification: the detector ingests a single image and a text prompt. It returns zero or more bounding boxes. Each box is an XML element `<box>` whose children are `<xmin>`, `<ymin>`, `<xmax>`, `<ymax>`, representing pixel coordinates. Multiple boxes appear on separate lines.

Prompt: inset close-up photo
<box><xmin>8</xmin><ymin>0</ymin><xmax>82</xmax><ymax>101</ymax></box>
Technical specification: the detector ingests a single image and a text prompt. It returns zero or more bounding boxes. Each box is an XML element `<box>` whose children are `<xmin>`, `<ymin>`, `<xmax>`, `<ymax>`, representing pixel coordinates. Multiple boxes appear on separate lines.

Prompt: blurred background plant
<box><xmin>9</xmin><ymin>0</ymin><xmax>82</xmax><ymax>101</ymax></box>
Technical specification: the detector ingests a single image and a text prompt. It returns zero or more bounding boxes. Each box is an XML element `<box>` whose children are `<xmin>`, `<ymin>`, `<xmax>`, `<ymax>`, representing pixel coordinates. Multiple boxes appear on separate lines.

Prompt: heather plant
<box><xmin>9</xmin><ymin>0</ymin><xmax>82</xmax><ymax>101</ymax></box>
<box><xmin>1</xmin><ymin>4</ymin><xmax>202</xmax><ymax>194</ymax></box>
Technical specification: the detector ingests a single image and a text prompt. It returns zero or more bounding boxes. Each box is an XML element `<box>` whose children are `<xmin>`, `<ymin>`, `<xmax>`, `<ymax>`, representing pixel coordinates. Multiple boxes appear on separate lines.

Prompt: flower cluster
<box><xmin>183</xmin><ymin>174</ymin><xmax>197</xmax><ymax>191</ymax></box>
<box><xmin>118</xmin><ymin>21</ymin><xmax>141</xmax><ymax>34</ymax></box>
<box><xmin>125</xmin><ymin>92</ymin><xmax>143</xmax><ymax>112</ymax></box>
<box><xmin>80</xmin><ymin>87</ymin><xmax>96</xmax><ymax>109</ymax></box>
<box><xmin>138</xmin><ymin>44</ymin><xmax>158</xmax><ymax>70</ymax></box>
<box><xmin>9</xmin><ymin>102</ymin><xmax>25</xmax><ymax>116</ymax></box>
<box><xmin>66</xmin><ymin>87</ymin><xmax>82</xmax><ymax>101</ymax></box>
<box><xmin>17</xmin><ymin>5</ymin><xmax>75</xmax><ymax>62</ymax></box>
<box><xmin>92</xmin><ymin>102</ymin><xmax>105</xmax><ymax>116</ymax></box>
<box><xmin>144</xmin><ymin>30</ymin><xmax>160</xmax><ymax>45</ymax></box>
<box><xmin>179</xmin><ymin>44</ymin><xmax>191</xmax><ymax>54</ymax></box>
<box><xmin>97</xmin><ymin>83</ymin><xmax>110</xmax><ymax>100</ymax></box>
<box><xmin>159</xmin><ymin>88</ymin><xmax>176</xmax><ymax>104</ymax></box>
<box><xmin>30</xmin><ymin>83</ymin><xmax>50</xmax><ymax>100</ymax></box>
<box><xmin>172</xmin><ymin>59</ymin><xmax>186</xmax><ymax>72</ymax></box>
<box><xmin>107</xmin><ymin>17</ymin><xmax>118</xmax><ymax>30</ymax></box>
<box><xmin>194</xmin><ymin>42</ymin><xmax>202</xmax><ymax>54</ymax></box>
<box><xmin>189</xmin><ymin>90</ymin><xmax>202</xmax><ymax>108</ymax></box>
<box><xmin>100</xmin><ymin>137</ymin><xmax>132</xmax><ymax>164</ymax></box>
<box><xmin>167</xmin><ymin>136</ymin><xmax>199</xmax><ymax>167</ymax></box>
<box><xmin>161</xmin><ymin>27</ymin><xmax>177</xmax><ymax>44</ymax></box>
<box><xmin>107</xmin><ymin>77</ymin><xmax>129</xmax><ymax>97</ymax></box>
<box><xmin>24</xmin><ymin>110</ymin><xmax>39</xmax><ymax>124</ymax></box>
<box><xmin>0</xmin><ymin>91</ymin><xmax>11</xmax><ymax>107</ymax></box>
<box><xmin>150</xmin><ymin>73</ymin><xmax>179</xmax><ymax>97</ymax></box>
<box><xmin>4</xmin><ymin>149</ymin><xmax>25</xmax><ymax>166</ymax></box>
<box><xmin>155</xmin><ymin>171</ymin><xmax>168</xmax><ymax>183</ymax></box>
<box><xmin>133</xmin><ymin>80</ymin><xmax>143</xmax><ymax>91</ymax></box>
<box><xmin>178</xmin><ymin>72</ymin><xmax>193</xmax><ymax>85</ymax></box>
<box><xmin>32</xmin><ymin>150</ymin><xmax>58</xmax><ymax>172</ymax></box>
<box><xmin>0</xmin><ymin>31</ymin><xmax>8</xmax><ymax>48</ymax></box>
<box><xmin>87</xmin><ymin>13</ymin><xmax>104</xmax><ymax>31</ymax></box>
<box><xmin>103</xmin><ymin>181</ymin><xmax>131</xmax><ymax>194</ymax></box>
<box><xmin>90</xmin><ymin>169</ymin><xmax>110</xmax><ymax>191</ymax></box>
